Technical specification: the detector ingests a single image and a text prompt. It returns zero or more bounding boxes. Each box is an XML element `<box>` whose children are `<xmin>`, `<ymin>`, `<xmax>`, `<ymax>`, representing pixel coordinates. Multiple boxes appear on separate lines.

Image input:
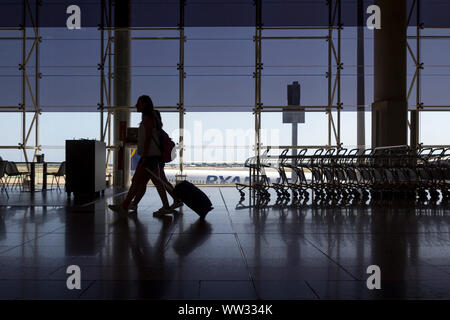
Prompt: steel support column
<box><xmin>19</xmin><ymin>0</ymin><xmax>41</xmax><ymax>164</ymax></box>
<box><xmin>409</xmin><ymin>0</ymin><xmax>422</xmax><ymax>150</ymax></box>
<box><xmin>100</xmin><ymin>0</ymin><xmax>113</xmax><ymax>183</ymax></box>
<box><xmin>372</xmin><ymin>0</ymin><xmax>408</xmax><ymax>148</ymax></box>
<box><xmin>253</xmin><ymin>0</ymin><xmax>263</xmax><ymax>198</ymax></box>
<box><xmin>357</xmin><ymin>0</ymin><xmax>366</xmax><ymax>153</ymax></box>
<box><xmin>326</xmin><ymin>0</ymin><xmax>342</xmax><ymax>148</ymax></box>
<box><xmin>177</xmin><ymin>0</ymin><xmax>186</xmax><ymax>181</ymax></box>
<box><xmin>113</xmin><ymin>0</ymin><xmax>132</xmax><ymax>187</ymax></box>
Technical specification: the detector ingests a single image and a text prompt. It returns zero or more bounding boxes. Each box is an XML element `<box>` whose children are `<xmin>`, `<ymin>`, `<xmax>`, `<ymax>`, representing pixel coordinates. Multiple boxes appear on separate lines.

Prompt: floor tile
<box><xmin>0</xmin><ymin>187</ymin><xmax>449</xmax><ymax>299</ymax></box>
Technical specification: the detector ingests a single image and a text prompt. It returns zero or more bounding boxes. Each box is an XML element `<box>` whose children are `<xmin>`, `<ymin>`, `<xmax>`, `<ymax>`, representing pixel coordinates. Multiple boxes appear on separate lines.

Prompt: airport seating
<box><xmin>0</xmin><ymin>161</ymin><xmax>9</xmax><ymax>197</ymax></box>
<box><xmin>5</xmin><ymin>161</ymin><xmax>29</xmax><ymax>190</ymax></box>
<box><xmin>281</xmin><ymin>148</ymin><xmax>309</xmax><ymax>204</ymax></box>
<box><xmin>235</xmin><ymin>148</ymin><xmax>272</xmax><ymax>205</ymax></box>
<box><xmin>271</xmin><ymin>149</ymin><xmax>291</xmax><ymax>203</ymax></box>
<box><xmin>46</xmin><ymin>161</ymin><xmax>66</xmax><ymax>191</ymax></box>
<box><xmin>237</xmin><ymin>145</ymin><xmax>450</xmax><ymax>206</ymax></box>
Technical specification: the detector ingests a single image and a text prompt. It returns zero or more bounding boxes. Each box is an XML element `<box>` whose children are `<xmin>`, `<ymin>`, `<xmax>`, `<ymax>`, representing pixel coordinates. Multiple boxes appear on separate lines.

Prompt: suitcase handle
<box><xmin>144</xmin><ymin>167</ymin><xmax>175</xmax><ymax>192</ymax></box>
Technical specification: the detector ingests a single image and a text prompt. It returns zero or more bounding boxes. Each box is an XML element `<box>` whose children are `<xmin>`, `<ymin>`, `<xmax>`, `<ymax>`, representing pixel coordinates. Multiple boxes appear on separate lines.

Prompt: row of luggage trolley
<box><xmin>236</xmin><ymin>145</ymin><xmax>450</xmax><ymax>206</ymax></box>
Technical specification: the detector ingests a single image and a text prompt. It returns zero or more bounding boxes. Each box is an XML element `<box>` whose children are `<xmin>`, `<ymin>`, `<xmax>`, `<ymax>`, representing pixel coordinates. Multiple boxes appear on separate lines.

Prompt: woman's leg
<box><xmin>122</xmin><ymin>164</ymin><xmax>146</xmax><ymax>209</ymax></box>
<box><xmin>132</xmin><ymin>166</ymin><xmax>182</xmax><ymax>209</ymax></box>
<box><xmin>148</xmin><ymin>166</ymin><xmax>170</xmax><ymax>209</ymax></box>
<box><xmin>159</xmin><ymin>168</ymin><xmax>178</xmax><ymax>201</ymax></box>
<box><xmin>132</xmin><ymin>172</ymin><xmax>151</xmax><ymax>206</ymax></box>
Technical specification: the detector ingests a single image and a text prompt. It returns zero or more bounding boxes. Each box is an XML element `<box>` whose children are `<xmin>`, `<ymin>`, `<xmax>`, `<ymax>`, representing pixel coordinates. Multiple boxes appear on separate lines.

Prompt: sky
<box><xmin>1</xmin><ymin>26</ymin><xmax>450</xmax><ymax>163</ymax></box>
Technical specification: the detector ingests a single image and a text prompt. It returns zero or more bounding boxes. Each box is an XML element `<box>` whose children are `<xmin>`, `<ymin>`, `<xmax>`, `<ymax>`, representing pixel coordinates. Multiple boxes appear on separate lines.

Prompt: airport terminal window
<box><xmin>39</xmin><ymin>112</ymin><xmax>100</xmax><ymax>162</ymax></box>
<box><xmin>184</xmin><ymin>27</ymin><xmax>254</xmax><ymax>110</ymax></box>
<box><xmin>183</xmin><ymin>111</ymin><xmax>255</xmax><ymax>165</ymax></box>
<box><xmin>131</xmin><ymin>30</ymin><xmax>179</xmax><ymax>107</ymax></box>
<box><xmin>39</xmin><ymin>28</ymin><xmax>100</xmax><ymax>111</ymax></box>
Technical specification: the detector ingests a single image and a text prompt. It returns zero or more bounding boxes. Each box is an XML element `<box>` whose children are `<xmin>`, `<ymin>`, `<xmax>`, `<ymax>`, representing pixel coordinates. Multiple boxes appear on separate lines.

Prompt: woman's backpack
<box><xmin>153</xmin><ymin>129</ymin><xmax>177</xmax><ymax>163</ymax></box>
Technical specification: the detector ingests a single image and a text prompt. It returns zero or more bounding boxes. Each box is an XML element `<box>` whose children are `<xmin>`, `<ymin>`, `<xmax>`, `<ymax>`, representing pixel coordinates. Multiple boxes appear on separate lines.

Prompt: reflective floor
<box><xmin>0</xmin><ymin>187</ymin><xmax>449</xmax><ymax>300</ymax></box>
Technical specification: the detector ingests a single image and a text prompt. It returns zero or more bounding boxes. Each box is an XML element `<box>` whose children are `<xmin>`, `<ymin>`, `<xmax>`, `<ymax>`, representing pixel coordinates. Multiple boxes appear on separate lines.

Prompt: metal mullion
<box><xmin>262</xmin><ymin>26</ymin><xmax>333</xmax><ymax>30</ymax></box>
<box><xmin>106</xmin><ymin>0</ymin><xmax>112</xmax><ymax>178</ymax></box>
<box><xmin>103</xmin><ymin>77</ymin><xmax>110</xmax><ymax>106</ymax></box>
<box><xmin>407</xmin><ymin>69</ymin><xmax>418</xmax><ymax>101</ymax></box>
<box><xmin>330</xmin><ymin>40</ymin><xmax>338</xmax><ymax>65</ymax></box>
<box><xmin>327</xmin><ymin>0</ymin><xmax>333</xmax><ymax>146</ymax></box>
<box><xmin>102</xmin><ymin>112</ymin><xmax>111</xmax><ymax>142</ymax></box>
<box><xmin>406</xmin><ymin>42</ymin><xmax>418</xmax><ymax>66</ymax></box>
<box><xmin>261</xmin><ymin>109</ymin><xmax>333</xmax><ymax>113</ymax></box>
<box><xmin>415</xmin><ymin>0</ymin><xmax>422</xmax><ymax>148</ymax></box>
<box><xmin>253</xmin><ymin>0</ymin><xmax>262</xmax><ymax>197</ymax></box>
<box><xmin>331</xmin><ymin>74</ymin><xmax>338</xmax><ymax>106</ymax></box>
<box><xmin>255</xmin><ymin>28</ymin><xmax>262</xmax><ymax>160</ymax></box>
<box><xmin>24</xmin><ymin>72</ymin><xmax>38</xmax><ymax>110</ymax></box>
<box><xmin>420</xmin><ymin>105</ymin><xmax>450</xmax><ymax>108</ymax></box>
<box><xmin>21</xmin><ymin>0</ymin><xmax>28</xmax><ymax>164</ymax></box>
<box><xmin>329</xmin><ymin>112</ymin><xmax>338</xmax><ymax>144</ymax></box>
<box><xmin>337</xmin><ymin>0</ymin><xmax>342</xmax><ymax>148</ymax></box>
<box><xmin>132</xmin><ymin>37</ymin><xmax>180</xmax><ymax>40</ymax></box>
<box><xmin>101</xmin><ymin>38</ymin><xmax>112</xmax><ymax>66</ymax></box>
<box><xmin>262</xmin><ymin>105</ymin><xmax>337</xmax><ymax>109</ymax></box>
<box><xmin>261</xmin><ymin>36</ymin><xmax>328</xmax><ymax>40</ymax></box>
<box><xmin>34</xmin><ymin>0</ymin><xmax>40</xmax><ymax>161</ymax></box>
<box><xmin>407</xmin><ymin>36</ymin><xmax>450</xmax><ymax>39</ymax></box>
<box><xmin>0</xmin><ymin>146</ymin><xmax>36</xmax><ymax>149</ymax></box>
<box><xmin>25</xmin><ymin>0</ymin><xmax>37</xmax><ymax>31</ymax></box>
<box><xmin>103</xmin><ymin>27</ymin><xmax>179</xmax><ymax>31</ymax></box>
<box><xmin>407</xmin><ymin>0</ymin><xmax>417</xmax><ymax>26</ymax></box>
<box><xmin>177</xmin><ymin>0</ymin><xmax>186</xmax><ymax>178</ymax></box>
<box><xmin>24</xmin><ymin>113</ymin><xmax>38</xmax><ymax>145</ymax></box>
<box><xmin>419</xmin><ymin>109</ymin><xmax>450</xmax><ymax>112</ymax></box>
<box><xmin>23</xmin><ymin>31</ymin><xmax>39</xmax><ymax>66</ymax></box>
<box><xmin>331</xmin><ymin>0</ymin><xmax>338</xmax><ymax>26</ymax></box>
<box><xmin>423</xmin><ymin>26</ymin><xmax>450</xmax><ymax>29</ymax></box>
<box><xmin>100</xmin><ymin>0</ymin><xmax>105</xmax><ymax>142</ymax></box>
<box><xmin>0</xmin><ymin>37</ymin><xmax>38</xmax><ymax>40</ymax></box>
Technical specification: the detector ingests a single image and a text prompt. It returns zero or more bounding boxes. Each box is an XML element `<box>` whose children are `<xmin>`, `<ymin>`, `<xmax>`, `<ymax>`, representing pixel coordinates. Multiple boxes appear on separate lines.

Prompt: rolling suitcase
<box><xmin>173</xmin><ymin>180</ymin><xmax>214</xmax><ymax>218</ymax></box>
<box><xmin>146</xmin><ymin>168</ymin><xmax>214</xmax><ymax>218</ymax></box>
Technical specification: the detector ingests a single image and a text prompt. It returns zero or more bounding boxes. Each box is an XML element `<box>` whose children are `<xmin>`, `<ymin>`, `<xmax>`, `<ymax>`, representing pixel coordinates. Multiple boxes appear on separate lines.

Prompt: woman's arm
<box><xmin>142</xmin><ymin>116</ymin><xmax>154</xmax><ymax>158</ymax></box>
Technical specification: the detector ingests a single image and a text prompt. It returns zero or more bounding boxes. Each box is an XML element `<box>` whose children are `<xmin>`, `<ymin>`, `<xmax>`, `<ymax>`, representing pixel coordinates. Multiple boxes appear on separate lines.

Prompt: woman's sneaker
<box><xmin>169</xmin><ymin>200</ymin><xmax>183</xmax><ymax>210</ymax></box>
<box><xmin>128</xmin><ymin>203</ymin><xmax>138</xmax><ymax>212</ymax></box>
<box><xmin>108</xmin><ymin>204</ymin><xmax>127</xmax><ymax>214</ymax></box>
<box><xmin>153</xmin><ymin>207</ymin><xmax>174</xmax><ymax>216</ymax></box>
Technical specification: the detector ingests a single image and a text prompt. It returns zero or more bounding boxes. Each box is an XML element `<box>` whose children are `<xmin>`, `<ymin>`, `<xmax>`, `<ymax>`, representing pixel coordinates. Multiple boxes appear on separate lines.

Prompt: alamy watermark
<box><xmin>366</xmin><ymin>265</ymin><xmax>381</xmax><ymax>290</ymax></box>
<box><xmin>65</xmin><ymin>4</ymin><xmax>381</xmax><ymax>30</ymax></box>
<box><xmin>66</xmin><ymin>265</ymin><xmax>81</xmax><ymax>290</ymax></box>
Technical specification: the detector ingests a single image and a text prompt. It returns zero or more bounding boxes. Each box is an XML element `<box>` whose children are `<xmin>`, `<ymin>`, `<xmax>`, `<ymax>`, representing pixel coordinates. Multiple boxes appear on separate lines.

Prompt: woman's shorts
<box><xmin>138</xmin><ymin>156</ymin><xmax>164</xmax><ymax>170</ymax></box>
